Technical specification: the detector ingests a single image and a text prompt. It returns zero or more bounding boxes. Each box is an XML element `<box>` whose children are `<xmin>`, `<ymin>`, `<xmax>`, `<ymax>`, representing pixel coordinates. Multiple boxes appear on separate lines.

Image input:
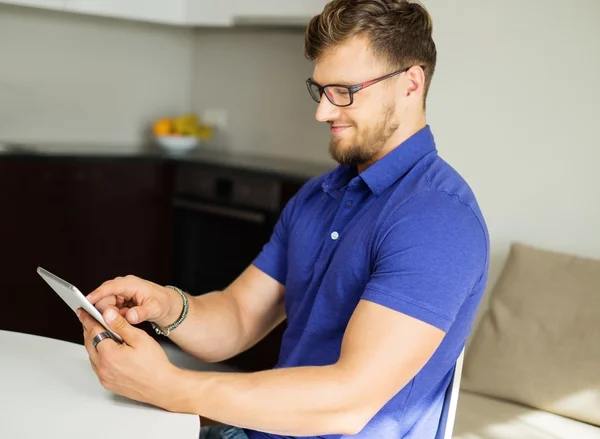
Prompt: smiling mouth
<box><xmin>330</xmin><ymin>125</ymin><xmax>352</xmax><ymax>134</ymax></box>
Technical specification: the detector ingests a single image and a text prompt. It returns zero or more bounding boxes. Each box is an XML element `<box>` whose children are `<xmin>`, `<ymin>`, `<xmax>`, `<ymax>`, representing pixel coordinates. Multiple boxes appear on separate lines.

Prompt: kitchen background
<box><xmin>0</xmin><ymin>0</ymin><xmax>599</xmax><ymax>361</ymax></box>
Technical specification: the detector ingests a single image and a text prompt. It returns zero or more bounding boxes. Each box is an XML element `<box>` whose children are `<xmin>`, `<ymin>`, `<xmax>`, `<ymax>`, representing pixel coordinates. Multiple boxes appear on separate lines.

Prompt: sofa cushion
<box><xmin>454</xmin><ymin>390</ymin><xmax>600</xmax><ymax>439</ymax></box>
<box><xmin>461</xmin><ymin>242</ymin><xmax>600</xmax><ymax>426</ymax></box>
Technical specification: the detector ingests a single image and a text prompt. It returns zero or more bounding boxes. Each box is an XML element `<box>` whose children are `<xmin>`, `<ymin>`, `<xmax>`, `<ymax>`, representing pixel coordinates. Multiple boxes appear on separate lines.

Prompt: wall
<box><xmin>0</xmin><ymin>4</ymin><xmax>193</xmax><ymax>145</ymax></box>
<box><xmin>191</xmin><ymin>27</ymin><xmax>332</xmax><ymax>165</ymax></box>
<box><xmin>191</xmin><ymin>1</ymin><xmax>600</xmax><ymax>306</ymax></box>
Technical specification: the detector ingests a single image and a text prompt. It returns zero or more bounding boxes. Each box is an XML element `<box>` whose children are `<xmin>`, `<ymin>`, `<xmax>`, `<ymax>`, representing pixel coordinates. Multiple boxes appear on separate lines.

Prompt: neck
<box><xmin>357</xmin><ymin>111</ymin><xmax>427</xmax><ymax>173</ymax></box>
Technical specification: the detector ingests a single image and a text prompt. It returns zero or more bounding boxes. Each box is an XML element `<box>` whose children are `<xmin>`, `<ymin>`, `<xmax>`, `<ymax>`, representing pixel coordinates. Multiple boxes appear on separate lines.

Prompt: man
<box><xmin>78</xmin><ymin>1</ymin><xmax>490</xmax><ymax>438</ymax></box>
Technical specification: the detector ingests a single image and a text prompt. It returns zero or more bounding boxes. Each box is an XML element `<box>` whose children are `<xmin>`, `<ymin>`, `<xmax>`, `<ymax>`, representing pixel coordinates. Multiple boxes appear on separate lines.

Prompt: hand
<box><xmin>86</xmin><ymin>275</ymin><xmax>183</xmax><ymax>329</ymax></box>
<box><xmin>78</xmin><ymin>306</ymin><xmax>187</xmax><ymax>412</ymax></box>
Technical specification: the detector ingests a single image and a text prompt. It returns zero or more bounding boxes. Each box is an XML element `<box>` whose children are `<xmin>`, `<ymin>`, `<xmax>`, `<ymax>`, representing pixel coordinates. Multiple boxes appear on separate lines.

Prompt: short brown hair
<box><xmin>305</xmin><ymin>0</ymin><xmax>437</xmax><ymax>102</ymax></box>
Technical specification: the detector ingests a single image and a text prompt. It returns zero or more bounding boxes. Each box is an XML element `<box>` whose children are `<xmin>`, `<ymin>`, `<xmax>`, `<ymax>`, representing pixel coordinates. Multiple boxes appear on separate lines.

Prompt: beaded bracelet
<box><xmin>150</xmin><ymin>285</ymin><xmax>189</xmax><ymax>337</ymax></box>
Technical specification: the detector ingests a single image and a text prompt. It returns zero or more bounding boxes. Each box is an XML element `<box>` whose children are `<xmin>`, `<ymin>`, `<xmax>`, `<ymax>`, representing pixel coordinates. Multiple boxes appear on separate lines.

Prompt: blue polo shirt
<box><xmin>246</xmin><ymin>125</ymin><xmax>490</xmax><ymax>439</ymax></box>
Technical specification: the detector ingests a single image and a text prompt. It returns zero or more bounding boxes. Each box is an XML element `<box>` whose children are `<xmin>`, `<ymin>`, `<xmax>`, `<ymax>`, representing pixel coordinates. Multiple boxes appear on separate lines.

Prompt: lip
<box><xmin>330</xmin><ymin>125</ymin><xmax>351</xmax><ymax>134</ymax></box>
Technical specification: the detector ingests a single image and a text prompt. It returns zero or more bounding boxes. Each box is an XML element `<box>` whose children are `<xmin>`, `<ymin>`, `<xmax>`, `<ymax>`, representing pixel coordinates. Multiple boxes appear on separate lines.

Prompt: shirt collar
<box><xmin>322</xmin><ymin>125</ymin><xmax>437</xmax><ymax>196</ymax></box>
<box><xmin>360</xmin><ymin>125</ymin><xmax>437</xmax><ymax>195</ymax></box>
<box><xmin>321</xmin><ymin>164</ymin><xmax>357</xmax><ymax>195</ymax></box>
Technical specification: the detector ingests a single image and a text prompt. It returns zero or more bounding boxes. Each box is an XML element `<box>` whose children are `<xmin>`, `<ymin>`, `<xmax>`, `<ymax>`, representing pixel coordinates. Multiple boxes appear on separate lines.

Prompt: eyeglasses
<box><xmin>306</xmin><ymin>66</ymin><xmax>422</xmax><ymax>107</ymax></box>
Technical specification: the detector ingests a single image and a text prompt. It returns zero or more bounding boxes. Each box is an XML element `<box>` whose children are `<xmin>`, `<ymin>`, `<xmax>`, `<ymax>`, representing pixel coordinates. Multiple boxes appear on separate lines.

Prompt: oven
<box><xmin>170</xmin><ymin>164</ymin><xmax>283</xmax><ymax>298</ymax></box>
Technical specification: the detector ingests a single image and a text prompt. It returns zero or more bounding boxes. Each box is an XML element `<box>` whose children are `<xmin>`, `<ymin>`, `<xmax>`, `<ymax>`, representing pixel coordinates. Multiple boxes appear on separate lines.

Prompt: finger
<box><xmin>125</xmin><ymin>297</ymin><xmax>161</xmax><ymax>324</ymax></box>
<box><xmin>87</xmin><ymin>317</ymin><xmax>120</xmax><ymax>356</ymax></box>
<box><xmin>77</xmin><ymin>308</ymin><xmax>104</xmax><ymax>334</ymax></box>
<box><xmin>81</xmin><ymin>316</ymin><xmax>101</xmax><ymax>366</ymax></box>
<box><xmin>80</xmin><ymin>308</ymin><xmax>121</xmax><ymax>358</ymax></box>
<box><xmin>86</xmin><ymin>276</ymin><xmax>141</xmax><ymax>305</ymax></box>
<box><xmin>103</xmin><ymin>307</ymin><xmax>146</xmax><ymax>348</ymax></box>
<box><xmin>93</xmin><ymin>333</ymin><xmax>120</xmax><ymax>356</ymax></box>
<box><xmin>94</xmin><ymin>295</ymin><xmax>118</xmax><ymax>312</ymax></box>
<box><xmin>95</xmin><ymin>298</ymin><xmax>135</xmax><ymax>324</ymax></box>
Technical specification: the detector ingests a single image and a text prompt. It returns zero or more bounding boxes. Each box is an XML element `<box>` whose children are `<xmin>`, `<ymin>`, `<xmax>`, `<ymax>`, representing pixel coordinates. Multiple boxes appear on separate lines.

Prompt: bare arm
<box><xmin>167</xmin><ymin>299</ymin><xmax>445</xmax><ymax>437</ymax></box>
<box><xmin>88</xmin><ymin>265</ymin><xmax>285</xmax><ymax>364</ymax></box>
<box><xmin>164</xmin><ymin>265</ymin><xmax>286</xmax><ymax>363</ymax></box>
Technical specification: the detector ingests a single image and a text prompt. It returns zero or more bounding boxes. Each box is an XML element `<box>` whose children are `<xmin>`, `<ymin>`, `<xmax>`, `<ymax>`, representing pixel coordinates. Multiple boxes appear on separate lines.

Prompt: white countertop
<box><xmin>0</xmin><ymin>330</ymin><xmax>200</xmax><ymax>439</ymax></box>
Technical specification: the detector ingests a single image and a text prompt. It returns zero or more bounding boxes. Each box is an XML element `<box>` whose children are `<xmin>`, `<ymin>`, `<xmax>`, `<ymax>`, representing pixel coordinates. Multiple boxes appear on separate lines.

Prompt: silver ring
<box><xmin>92</xmin><ymin>331</ymin><xmax>113</xmax><ymax>350</ymax></box>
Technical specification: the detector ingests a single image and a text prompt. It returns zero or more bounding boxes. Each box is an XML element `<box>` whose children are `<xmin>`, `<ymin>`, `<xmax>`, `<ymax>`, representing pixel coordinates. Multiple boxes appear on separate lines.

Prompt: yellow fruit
<box><xmin>173</xmin><ymin>113</ymin><xmax>199</xmax><ymax>135</ymax></box>
<box><xmin>153</xmin><ymin>118</ymin><xmax>173</xmax><ymax>136</ymax></box>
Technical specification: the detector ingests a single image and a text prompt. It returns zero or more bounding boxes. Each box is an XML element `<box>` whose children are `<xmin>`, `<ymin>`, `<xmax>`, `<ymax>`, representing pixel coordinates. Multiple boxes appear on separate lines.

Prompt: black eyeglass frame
<box><xmin>306</xmin><ymin>65</ymin><xmax>425</xmax><ymax>107</ymax></box>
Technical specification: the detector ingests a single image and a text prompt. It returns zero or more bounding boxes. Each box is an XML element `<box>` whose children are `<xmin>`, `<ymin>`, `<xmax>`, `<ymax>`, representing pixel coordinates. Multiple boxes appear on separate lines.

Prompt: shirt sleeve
<box><xmin>361</xmin><ymin>191</ymin><xmax>488</xmax><ymax>332</ymax></box>
<box><xmin>251</xmin><ymin>187</ymin><xmax>301</xmax><ymax>286</ymax></box>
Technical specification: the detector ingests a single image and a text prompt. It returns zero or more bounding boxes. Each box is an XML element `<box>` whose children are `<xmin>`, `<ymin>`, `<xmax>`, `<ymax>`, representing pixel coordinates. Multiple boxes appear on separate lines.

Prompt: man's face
<box><xmin>311</xmin><ymin>37</ymin><xmax>406</xmax><ymax>168</ymax></box>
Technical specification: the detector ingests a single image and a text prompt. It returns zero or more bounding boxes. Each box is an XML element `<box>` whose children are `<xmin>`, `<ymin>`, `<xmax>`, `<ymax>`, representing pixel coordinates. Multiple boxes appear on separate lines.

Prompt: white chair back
<box><xmin>434</xmin><ymin>347</ymin><xmax>465</xmax><ymax>439</ymax></box>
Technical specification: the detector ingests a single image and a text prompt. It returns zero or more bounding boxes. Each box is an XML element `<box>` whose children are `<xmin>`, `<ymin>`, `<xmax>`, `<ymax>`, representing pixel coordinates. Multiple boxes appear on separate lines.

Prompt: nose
<box><xmin>315</xmin><ymin>96</ymin><xmax>341</xmax><ymax>123</ymax></box>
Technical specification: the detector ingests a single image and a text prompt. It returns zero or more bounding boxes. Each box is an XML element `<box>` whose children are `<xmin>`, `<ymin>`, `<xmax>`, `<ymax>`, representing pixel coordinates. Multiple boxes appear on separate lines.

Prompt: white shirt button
<box><xmin>331</xmin><ymin>231</ymin><xmax>339</xmax><ymax>240</ymax></box>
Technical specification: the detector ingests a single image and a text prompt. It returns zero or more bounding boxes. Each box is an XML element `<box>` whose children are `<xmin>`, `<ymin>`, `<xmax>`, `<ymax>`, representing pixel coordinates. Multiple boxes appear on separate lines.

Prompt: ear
<box><xmin>405</xmin><ymin>65</ymin><xmax>425</xmax><ymax>99</ymax></box>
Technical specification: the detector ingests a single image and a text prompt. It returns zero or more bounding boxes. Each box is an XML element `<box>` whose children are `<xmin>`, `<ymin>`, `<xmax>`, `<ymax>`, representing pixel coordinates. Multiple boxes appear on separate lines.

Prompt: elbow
<box><xmin>325</xmin><ymin>366</ymin><xmax>382</xmax><ymax>435</ymax></box>
<box><xmin>331</xmin><ymin>384</ymin><xmax>381</xmax><ymax>434</ymax></box>
<box><xmin>335</xmin><ymin>408</ymin><xmax>373</xmax><ymax>436</ymax></box>
<box><xmin>342</xmin><ymin>421</ymin><xmax>367</xmax><ymax>436</ymax></box>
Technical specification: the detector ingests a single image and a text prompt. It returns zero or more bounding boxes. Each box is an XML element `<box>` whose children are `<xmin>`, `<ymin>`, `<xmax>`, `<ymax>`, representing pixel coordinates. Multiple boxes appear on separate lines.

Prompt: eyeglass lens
<box><xmin>307</xmin><ymin>82</ymin><xmax>352</xmax><ymax>106</ymax></box>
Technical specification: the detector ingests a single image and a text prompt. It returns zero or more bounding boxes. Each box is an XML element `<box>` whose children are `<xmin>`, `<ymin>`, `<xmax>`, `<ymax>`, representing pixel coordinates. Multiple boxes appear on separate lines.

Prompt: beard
<box><xmin>329</xmin><ymin>102</ymin><xmax>399</xmax><ymax>167</ymax></box>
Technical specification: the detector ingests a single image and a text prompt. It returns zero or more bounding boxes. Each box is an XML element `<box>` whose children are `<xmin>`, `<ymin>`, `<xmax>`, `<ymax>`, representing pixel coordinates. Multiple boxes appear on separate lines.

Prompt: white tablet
<box><xmin>37</xmin><ymin>266</ymin><xmax>123</xmax><ymax>343</ymax></box>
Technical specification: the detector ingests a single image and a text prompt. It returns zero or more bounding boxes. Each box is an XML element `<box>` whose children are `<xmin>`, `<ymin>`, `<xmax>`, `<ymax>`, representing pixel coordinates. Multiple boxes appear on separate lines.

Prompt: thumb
<box><xmin>126</xmin><ymin>297</ymin><xmax>161</xmax><ymax>325</ymax></box>
<box><xmin>104</xmin><ymin>307</ymin><xmax>144</xmax><ymax>346</ymax></box>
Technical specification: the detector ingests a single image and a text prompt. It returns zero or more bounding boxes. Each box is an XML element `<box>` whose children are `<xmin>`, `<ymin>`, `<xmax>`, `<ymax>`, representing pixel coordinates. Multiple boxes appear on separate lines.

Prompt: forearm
<box><xmin>171</xmin><ymin>365</ymin><xmax>367</xmax><ymax>437</ymax></box>
<box><xmin>157</xmin><ymin>266</ymin><xmax>285</xmax><ymax>363</ymax></box>
<box><xmin>164</xmin><ymin>290</ymin><xmax>249</xmax><ymax>363</ymax></box>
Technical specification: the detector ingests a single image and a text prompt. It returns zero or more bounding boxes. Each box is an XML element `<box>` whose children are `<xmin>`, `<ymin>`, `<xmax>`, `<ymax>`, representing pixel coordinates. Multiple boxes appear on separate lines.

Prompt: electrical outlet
<box><xmin>201</xmin><ymin>109</ymin><xmax>229</xmax><ymax>131</ymax></box>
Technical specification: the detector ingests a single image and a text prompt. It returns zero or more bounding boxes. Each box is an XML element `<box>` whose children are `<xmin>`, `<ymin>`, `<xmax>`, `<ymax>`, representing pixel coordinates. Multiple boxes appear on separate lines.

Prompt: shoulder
<box><xmin>376</xmin><ymin>157</ymin><xmax>490</xmax><ymax>273</ymax></box>
<box><xmin>382</xmin><ymin>189</ymin><xmax>487</xmax><ymax>246</ymax></box>
<box><xmin>421</xmin><ymin>154</ymin><xmax>484</xmax><ymax>211</ymax></box>
<box><xmin>396</xmin><ymin>154</ymin><xmax>488</xmax><ymax>240</ymax></box>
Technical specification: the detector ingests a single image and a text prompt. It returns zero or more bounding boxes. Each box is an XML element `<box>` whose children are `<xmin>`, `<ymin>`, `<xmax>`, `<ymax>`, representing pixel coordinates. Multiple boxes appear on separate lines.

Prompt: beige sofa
<box><xmin>454</xmin><ymin>391</ymin><xmax>600</xmax><ymax>439</ymax></box>
<box><xmin>452</xmin><ymin>242</ymin><xmax>600</xmax><ymax>439</ymax></box>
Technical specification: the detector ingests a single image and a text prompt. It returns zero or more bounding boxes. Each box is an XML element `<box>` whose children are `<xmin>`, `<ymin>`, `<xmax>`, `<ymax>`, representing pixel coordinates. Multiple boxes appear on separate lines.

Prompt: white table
<box><xmin>0</xmin><ymin>330</ymin><xmax>200</xmax><ymax>439</ymax></box>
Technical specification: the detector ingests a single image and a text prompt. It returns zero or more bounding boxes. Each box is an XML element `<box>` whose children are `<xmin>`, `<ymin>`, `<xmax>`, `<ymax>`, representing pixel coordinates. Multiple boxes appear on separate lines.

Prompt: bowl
<box><xmin>155</xmin><ymin>135</ymin><xmax>199</xmax><ymax>153</ymax></box>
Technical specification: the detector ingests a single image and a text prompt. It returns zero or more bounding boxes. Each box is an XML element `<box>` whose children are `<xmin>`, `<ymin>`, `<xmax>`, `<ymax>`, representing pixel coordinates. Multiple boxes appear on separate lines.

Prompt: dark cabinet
<box><xmin>0</xmin><ymin>155</ymin><xmax>306</xmax><ymax>372</ymax></box>
<box><xmin>0</xmin><ymin>158</ymin><xmax>175</xmax><ymax>345</ymax></box>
